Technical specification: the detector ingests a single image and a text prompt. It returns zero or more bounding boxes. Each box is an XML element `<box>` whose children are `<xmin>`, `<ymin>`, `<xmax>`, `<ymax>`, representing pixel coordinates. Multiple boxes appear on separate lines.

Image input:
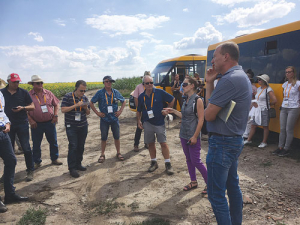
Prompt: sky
<box><xmin>0</xmin><ymin>0</ymin><xmax>299</xmax><ymax>83</ymax></box>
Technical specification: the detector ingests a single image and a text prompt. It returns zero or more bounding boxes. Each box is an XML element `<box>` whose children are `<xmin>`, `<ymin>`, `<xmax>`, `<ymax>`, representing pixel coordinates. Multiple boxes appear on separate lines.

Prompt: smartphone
<box><xmin>187</xmin><ymin>140</ymin><xmax>191</xmax><ymax>145</ymax></box>
<box><xmin>12</xmin><ymin>107</ymin><xmax>18</xmax><ymax>110</ymax></box>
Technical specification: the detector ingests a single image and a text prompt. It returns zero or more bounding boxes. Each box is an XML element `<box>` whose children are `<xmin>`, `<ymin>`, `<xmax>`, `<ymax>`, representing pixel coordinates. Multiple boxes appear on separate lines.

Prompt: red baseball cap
<box><xmin>7</xmin><ymin>73</ymin><xmax>22</xmax><ymax>82</ymax></box>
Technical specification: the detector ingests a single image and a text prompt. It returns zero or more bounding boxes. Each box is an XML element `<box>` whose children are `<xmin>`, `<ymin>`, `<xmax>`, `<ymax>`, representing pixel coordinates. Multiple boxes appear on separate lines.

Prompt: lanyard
<box><xmin>35</xmin><ymin>94</ymin><xmax>46</xmax><ymax>105</ymax></box>
<box><xmin>284</xmin><ymin>83</ymin><xmax>293</xmax><ymax>98</ymax></box>
<box><xmin>257</xmin><ymin>87</ymin><xmax>266</xmax><ymax>100</ymax></box>
<box><xmin>144</xmin><ymin>93</ymin><xmax>154</xmax><ymax>110</ymax></box>
<box><xmin>0</xmin><ymin>98</ymin><xmax>2</xmax><ymax>111</ymax></box>
<box><xmin>72</xmin><ymin>92</ymin><xmax>82</xmax><ymax>111</ymax></box>
<box><xmin>105</xmin><ymin>92</ymin><xmax>113</xmax><ymax>105</ymax></box>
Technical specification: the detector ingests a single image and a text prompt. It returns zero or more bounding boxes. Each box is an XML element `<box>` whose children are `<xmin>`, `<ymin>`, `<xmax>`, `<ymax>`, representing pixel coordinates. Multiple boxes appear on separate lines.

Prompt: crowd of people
<box><xmin>0</xmin><ymin>42</ymin><xmax>299</xmax><ymax>225</ymax></box>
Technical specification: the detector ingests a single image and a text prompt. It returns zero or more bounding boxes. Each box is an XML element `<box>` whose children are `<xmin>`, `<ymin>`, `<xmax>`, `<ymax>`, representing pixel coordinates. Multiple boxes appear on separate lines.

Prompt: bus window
<box><xmin>151</xmin><ymin>61</ymin><xmax>175</xmax><ymax>84</ymax></box>
<box><xmin>265</xmin><ymin>40</ymin><xmax>278</xmax><ymax>55</ymax></box>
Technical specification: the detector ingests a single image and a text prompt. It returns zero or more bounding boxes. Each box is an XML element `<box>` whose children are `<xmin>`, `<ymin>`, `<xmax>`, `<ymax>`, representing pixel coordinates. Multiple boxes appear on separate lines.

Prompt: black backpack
<box><xmin>191</xmin><ymin>96</ymin><xmax>208</xmax><ymax>135</ymax></box>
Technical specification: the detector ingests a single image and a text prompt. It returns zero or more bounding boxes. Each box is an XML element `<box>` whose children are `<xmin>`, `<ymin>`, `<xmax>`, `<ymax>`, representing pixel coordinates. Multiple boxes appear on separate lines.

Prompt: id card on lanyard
<box><xmin>35</xmin><ymin>94</ymin><xmax>48</xmax><ymax>113</ymax></box>
<box><xmin>144</xmin><ymin>93</ymin><xmax>155</xmax><ymax>119</ymax></box>
<box><xmin>72</xmin><ymin>92</ymin><xmax>82</xmax><ymax>121</ymax></box>
<box><xmin>283</xmin><ymin>84</ymin><xmax>292</xmax><ymax>107</ymax></box>
<box><xmin>105</xmin><ymin>92</ymin><xmax>114</xmax><ymax>113</ymax></box>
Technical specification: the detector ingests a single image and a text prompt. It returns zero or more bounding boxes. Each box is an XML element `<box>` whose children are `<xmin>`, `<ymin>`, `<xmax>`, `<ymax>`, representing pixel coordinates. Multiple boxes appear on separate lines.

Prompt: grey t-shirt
<box><xmin>207</xmin><ymin>65</ymin><xmax>252</xmax><ymax>136</ymax></box>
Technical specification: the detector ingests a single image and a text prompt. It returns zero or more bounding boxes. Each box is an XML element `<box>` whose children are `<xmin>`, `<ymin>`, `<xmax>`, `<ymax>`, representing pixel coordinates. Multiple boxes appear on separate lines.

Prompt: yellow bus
<box><xmin>129</xmin><ymin>54</ymin><xmax>207</xmax><ymax>111</ymax></box>
<box><xmin>207</xmin><ymin>20</ymin><xmax>300</xmax><ymax>139</ymax></box>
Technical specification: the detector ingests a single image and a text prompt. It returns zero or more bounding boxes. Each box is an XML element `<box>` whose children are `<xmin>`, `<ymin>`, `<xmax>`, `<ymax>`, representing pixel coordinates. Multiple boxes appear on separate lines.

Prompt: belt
<box><xmin>208</xmin><ymin>132</ymin><xmax>241</xmax><ymax>138</ymax></box>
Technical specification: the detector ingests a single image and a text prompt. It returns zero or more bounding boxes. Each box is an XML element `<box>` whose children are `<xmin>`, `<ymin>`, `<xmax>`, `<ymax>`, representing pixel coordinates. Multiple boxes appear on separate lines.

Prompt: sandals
<box><xmin>183</xmin><ymin>181</ymin><xmax>198</xmax><ymax>191</ymax></box>
<box><xmin>98</xmin><ymin>155</ymin><xmax>105</xmax><ymax>163</ymax></box>
<box><xmin>116</xmin><ymin>153</ymin><xmax>124</xmax><ymax>161</ymax></box>
<box><xmin>202</xmin><ymin>186</ymin><xmax>207</xmax><ymax>194</ymax></box>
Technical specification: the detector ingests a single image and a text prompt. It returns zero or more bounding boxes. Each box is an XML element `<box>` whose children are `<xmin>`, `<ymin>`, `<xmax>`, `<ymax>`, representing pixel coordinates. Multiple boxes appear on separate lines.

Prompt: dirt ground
<box><xmin>1</xmin><ymin>89</ymin><xmax>300</xmax><ymax>225</ymax></box>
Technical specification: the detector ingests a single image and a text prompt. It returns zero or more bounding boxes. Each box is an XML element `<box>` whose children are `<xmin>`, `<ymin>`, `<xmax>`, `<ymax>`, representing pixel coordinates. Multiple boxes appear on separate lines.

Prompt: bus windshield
<box><xmin>152</xmin><ymin>61</ymin><xmax>175</xmax><ymax>84</ymax></box>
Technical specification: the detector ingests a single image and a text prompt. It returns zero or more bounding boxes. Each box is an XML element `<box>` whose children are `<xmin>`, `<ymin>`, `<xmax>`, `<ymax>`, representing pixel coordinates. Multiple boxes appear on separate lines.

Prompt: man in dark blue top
<box><xmin>205</xmin><ymin>42</ymin><xmax>252</xmax><ymax>225</ymax></box>
<box><xmin>61</xmin><ymin>80</ymin><xmax>90</xmax><ymax>178</ymax></box>
<box><xmin>1</xmin><ymin>73</ymin><xmax>35</xmax><ymax>182</ymax></box>
<box><xmin>137</xmin><ymin>75</ymin><xmax>175</xmax><ymax>175</ymax></box>
<box><xmin>90</xmin><ymin>75</ymin><xmax>126</xmax><ymax>163</ymax></box>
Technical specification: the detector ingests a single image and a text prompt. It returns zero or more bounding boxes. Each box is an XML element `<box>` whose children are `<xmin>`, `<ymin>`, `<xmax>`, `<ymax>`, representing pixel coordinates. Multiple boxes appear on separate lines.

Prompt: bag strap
<box><xmin>266</xmin><ymin>88</ymin><xmax>270</xmax><ymax>111</ymax></box>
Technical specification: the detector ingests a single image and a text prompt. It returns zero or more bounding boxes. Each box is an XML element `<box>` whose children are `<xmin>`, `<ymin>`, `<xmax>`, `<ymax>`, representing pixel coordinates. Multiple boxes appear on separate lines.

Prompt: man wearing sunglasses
<box><xmin>0</xmin><ymin>73</ymin><xmax>35</xmax><ymax>182</ymax></box>
<box><xmin>205</xmin><ymin>42</ymin><xmax>252</xmax><ymax>225</ymax></box>
<box><xmin>27</xmin><ymin>75</ymin><xmax>62</xmax><ymax>170</ymax></box>
<box><xmin>136</xmin><ymin>75</ymin><xmax>175</xmax><ymax>175</ymax></box>
<box><xmin>90</xmin><ymin>75</ymin><xmax>126</xmax><ymax>163</ymax></box>
<box><xmin>61</xmin><ymin>80</ymin><xmax>90</xmax><ymax>178</ymax></box>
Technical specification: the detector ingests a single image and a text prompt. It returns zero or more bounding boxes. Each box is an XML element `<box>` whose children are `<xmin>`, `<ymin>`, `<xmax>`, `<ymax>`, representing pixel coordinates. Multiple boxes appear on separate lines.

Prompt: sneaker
<box><xmin>258</xmin><ymin>142</ymin><xmax>267</xmax><ymax>148</ymax></box>
<box><xmin>278</xmin><ymin>149</ymin><xmax>290</xmax><ymax>157</ymax></box>
<box><xmin>244</xmin><ymin>140</ymin><xmax>252</xmax><ymax>145</ymax></box>
<box><xmin>26</xmin><ymin>171</ymin><xmax>34</xmax><ymax>182</ymax></box>
<box><xmin>148</xmin><ymin>161</ymin><xmax>158</xmax><ymax>172</ymax></box>
<box><xmin>14</xmin><ymin>149</ymin><xmax>24</xmax><ymax>155</ymax></box>
<box><xmin>0</xmin><ymin>175</ymin><xmax>3</xmax><ymax>183</ymax></box>
<box><xmin>272</xmin><ymin>148</ymin><xmax>282</xmax><ymax>155</ymax></box>
<box><xmin>52</xmin><ymin>159</ymin><xmax>63</xmax><ymax>165</ymax></box>
<box><xmin>76</xmin><ymin>165</ymin><xmax>87</xmax><ymax>171</ymax></box>
<box><xmin>133</xmin><ymin>145</ymin><xmax>139</xmax><ymax>152</ymax></box>
<box><xmin>70</xmin><ymin>169</ymin><xmax>80</xmax><ymax>178</ymax></box>
<box><xmin>165</xmin><ymin>162</ymin><xmax>174</xmax><ymax>175</ymax></box>
<box><xmin>0</xmin><ymin>200</ymin><xmax>7</xmax><ymax>213</ymax></box>
<box><xmin>34</xmin><ymin>162</ymin><xmax>41</xmax><ymax>170</ymax></box>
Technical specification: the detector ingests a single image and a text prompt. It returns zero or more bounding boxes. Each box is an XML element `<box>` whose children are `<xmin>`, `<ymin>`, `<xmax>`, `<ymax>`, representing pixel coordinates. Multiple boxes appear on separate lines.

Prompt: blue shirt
<box><xmin>91</xmin><ymin>88</ymin><xmax>125</xmax><ymax>123</ymax></box>
<box><xmin>137</xmin><ymin>87</ymin><xmax>174</xmax><ymax>126</ymax></box>
<box><xmin>0</xmin><ymin>92</ymin><xmax>10</xmax><ymax>128</ymax></box>
<box><xmin>1</xmin><ymin>86</ymin><xmax>33</xmax><ymax>125</ymax></box>
<box><xmin>207</xmin><ymin>65</ymin><xmax>252</xmax><ymax>136</ymax></box>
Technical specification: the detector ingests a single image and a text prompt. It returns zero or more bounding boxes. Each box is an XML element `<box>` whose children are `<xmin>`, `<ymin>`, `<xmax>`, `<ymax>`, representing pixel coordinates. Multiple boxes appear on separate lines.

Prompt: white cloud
<box><xmin>235</xmin><ymin>28</ymin><xmax>264</xmax><ymax>37</ymax></box>
<box><xmin>28</xmin><ymin>32</ymin><xmax>44</xmax><ymax>42</ymax></box>
<box><xmin>183</xmin><ymin>8</ymin><xmax>189</xmax><ymax>12</ymax></box>
<box><xmin>214</xmin><ymin>0</ymin><xmax>295</xmax><ymax>27</ymax></box>
<box><xmin>211</xmin><ymin>0</ymin><xmax>253</xmax><ymax>7</ymax></box>
<box><xmin>174</xmin><ymin>22</ymin><xmax>223</xmax><ymax>50</ymax></box>
<box><xmin>54</xmin><ymin>18</ymin><xmax>66</xmax><ymax>27</ymax></box>
<box><xmin>140</xmin><ymin>32</ymin><xmax>162</xmax><ymax>44</ymax></box>
<box><xmin>85</xmin><ymin>14</ymin><xmax>170</xmax><ymax>36</ymax></box>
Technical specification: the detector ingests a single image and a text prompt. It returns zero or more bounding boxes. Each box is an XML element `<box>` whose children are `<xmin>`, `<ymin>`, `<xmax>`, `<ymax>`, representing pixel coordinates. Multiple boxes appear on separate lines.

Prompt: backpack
<box><xmin>191</xmin><ymin>96</ymin><xmax>208</xmax><ymax>135</ymax></box>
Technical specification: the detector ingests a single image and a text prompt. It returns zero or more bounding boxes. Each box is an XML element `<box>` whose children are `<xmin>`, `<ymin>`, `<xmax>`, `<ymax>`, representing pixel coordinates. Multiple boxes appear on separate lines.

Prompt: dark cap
<box><xmin>103</xmin><ymin>75</ymin><xmax>115</xmax><ymax>83</ymax></box>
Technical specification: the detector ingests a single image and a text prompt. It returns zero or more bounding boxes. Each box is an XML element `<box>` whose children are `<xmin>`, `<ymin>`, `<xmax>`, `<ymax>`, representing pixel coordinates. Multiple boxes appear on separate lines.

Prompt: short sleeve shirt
<box><xmin>28</xmin><ymin>89</ymin><xmax>59</xmax><ymax>122</ymax></box>
<box><xmin>207</xmin><ymin>65</ymin><xmax>252</xmax><ymax>136</ymax></box>
<box><xmin>0</xmin><ymin>92</ymin><xmax>10</xmax><ymax>127</ymax></box>
<box><xmin>91</xmin><ymin>88</ymin><xmax>125</xmax><ymax>123</ymax></box>
<box><xmin>1</xmin><ymin>86</ymin><xmax>33</xmax><ymax>125</ymax></box>
<box><xmin>281</xmin><ymin>81</ymin><xmax>300</xmax><ymax>108</ymax></box>
<box><xmin>137</xmin><ymin>87</ymin><xmax>174</xmax><ymax>126</ymax></box>
<box><xmin>171</xmin><ymin>81</ymin><xmax>182</xmax><ymax>94</ymax></box>
<box><xmin>61</xmin><ymin>92</ymin><xmax>89</xmax><ymax>128</ymax></box>
<box><xmin>132</xmin><ymin>83</ymin><xmax>145</xmax><ymax>99</ymax></box>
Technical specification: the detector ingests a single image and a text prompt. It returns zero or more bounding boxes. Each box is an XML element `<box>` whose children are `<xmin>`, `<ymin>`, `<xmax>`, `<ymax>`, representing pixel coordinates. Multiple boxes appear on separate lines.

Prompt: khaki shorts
<box><xmin>143</xmin><ymin>121</ymin><xmax>166</xmax><ymax>144</ymax></box>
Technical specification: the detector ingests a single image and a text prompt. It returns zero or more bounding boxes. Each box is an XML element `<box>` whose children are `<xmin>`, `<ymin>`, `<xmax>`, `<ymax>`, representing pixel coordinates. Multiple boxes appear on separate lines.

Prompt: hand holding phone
<box><xmin>187</xmin><ymin>140</ymin><xmax>191</xmax><ymax>145</ymax></box>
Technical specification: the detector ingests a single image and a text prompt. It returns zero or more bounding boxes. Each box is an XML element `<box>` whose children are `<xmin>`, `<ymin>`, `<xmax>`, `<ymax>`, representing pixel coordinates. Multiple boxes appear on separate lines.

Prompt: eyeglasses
<box><xmin>79</xmin><ymin>90</ymin><xmax>86</xmax><ymax>93</ymax></box>
<box><xmin>34</xmin><ymin>82</ymin><xmax>43</xmax><ymax>85</ymax></box>
<box><xmin>144</xmin><ymin>82</ymin><xmax>154</xmax><ymax>85</ymax></box>
<box><xmin>104</xmin><ymin>80</ymin><xmax>112</xmax><ymax>83</ymax></box>
<box><xmin>257</xmin><ymin>78</ymin><xmax>261</xmax><ymax>81</ymax></box>
<box><xmin>182</xmin><ymin>83</ymin><xmax>190</xmax><ymax>87</ymax></box>
<box><xmin>286</xmin><ymin>71</ymin><xmax>293</xmax><ymax>74</ymax></box>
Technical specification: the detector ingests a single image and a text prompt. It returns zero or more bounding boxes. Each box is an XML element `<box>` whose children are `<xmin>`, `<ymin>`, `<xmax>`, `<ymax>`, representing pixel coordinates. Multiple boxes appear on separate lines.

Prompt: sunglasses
<box><xmin>144</xmin><ymin>82</ymin><xmax>154</xmax><ymax>85</ymax></box>
<box><xmin>12</xmin><ymin>81</ymin><xmax>20</xmax><ymax>83</ymax></box>
<box><xmin>257</xmin><ymin>78</ymin><xmax>261</xmax><ymax>81</ymax></box>
<box><xmin>285</xmin><ymin>71</ymin><xmax>293</xmax><ymax>74</ymax></box>
<box><xmin>182</xmin><ymin>82</ymin><xmax>190</xmax><ymax>87</ymax></box>
<box><xmin>34</xmin><ymin>82</ymin><xmax>43</xmax><ymax>85</ymax></box>
<box><xmin>79</xmin><ymin>90</ymin><xmax>86</xmax><ymax>93</ymax></box>
<box><xmin>104</xmin><ymin>80</ymin><xmax>113</xmax><ymax>83</ymax></box>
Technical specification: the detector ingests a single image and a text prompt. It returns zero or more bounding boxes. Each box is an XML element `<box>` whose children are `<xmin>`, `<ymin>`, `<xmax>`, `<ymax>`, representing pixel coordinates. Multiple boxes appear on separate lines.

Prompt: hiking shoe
<box><xmin>244</xmin><ymin>140</ymin><xmax>252</xmax><ymax>145</ymax></box>
<box><xmin>70</xmin><ymin>169</ymin><xmax>80</xmax><ymax>178</ymax></box>
<box><xmin>0</xmin><ymin>200</ymin><xmax>7</xmax><ymax>213</ymax></box>
<box><xmin>272</xmin><ymin>148</ymin><xmax>282</xmax><ymax>155</ymax></box>
<box><xmin>34</xmin><ymin>162</ymin><xmax>41</xmax><ymax>170</ymax></box>
<box><xmin>26</xmin><ymin>171</ymin><xmax>34</xmax><ymax>182</ymax></box>
<box><xmin>258</xmin><ymin>142</ymin><xmax>267</xmax><ymax>148</ymax></box>
<box><xmin>278</xmin><ymin>149</ymin><xmax>290</xmax><ymax>157</ymax></box>
<box><xmin>165</xmin><ymin>162</ymin><xmax>174</xmax><ymax>175</ymax></box>
<box><xmin>133</xmin><ymin>145</ymin><xmax>139</xmax><ymax>152</ymax></box>
<box><xmin>52</xmin><ymin>159</ymin><xmax>63</xmax><ymax>165</ymax></box>
<box><xmin>148</xmin><ymin>161</ymin><xmax>158</xmax><ymax>172</ymax></box>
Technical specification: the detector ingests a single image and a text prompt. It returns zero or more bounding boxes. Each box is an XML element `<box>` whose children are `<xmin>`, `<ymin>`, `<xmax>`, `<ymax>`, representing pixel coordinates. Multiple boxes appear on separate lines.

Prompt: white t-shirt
<box><xmin>255</xmin><ymin>86</ymin><xmax>273</xmax><ymax>110</ymax></box>
<box><xmin>281</xmin><ymin>81</ymin><xmax>300</xmax><ymax>108</ymax></box>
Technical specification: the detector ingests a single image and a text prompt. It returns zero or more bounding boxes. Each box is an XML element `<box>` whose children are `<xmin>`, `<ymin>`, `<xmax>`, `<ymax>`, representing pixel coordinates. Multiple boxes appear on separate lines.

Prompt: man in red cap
<box><xmin>0</xmin><ymin>73</ymin><xmax>35</xmax><ymax>182</ymax></box>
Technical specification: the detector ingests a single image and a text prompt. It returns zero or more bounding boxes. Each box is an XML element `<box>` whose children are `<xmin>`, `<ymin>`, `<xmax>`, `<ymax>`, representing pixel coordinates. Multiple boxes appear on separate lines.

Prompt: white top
<box><xmin>0</xmin><ymin>91</ymin><xmax>11</xmax><ymax>127</ymax></box>
<box><xmin>281</xmin><ymin>81</ymin><xmax>300</xmax><ymax>108</ymax></box>
<box><xmin>255</xmin><ymin>86</ymin><xmax>273</xmax><ymax>110</ymax></box>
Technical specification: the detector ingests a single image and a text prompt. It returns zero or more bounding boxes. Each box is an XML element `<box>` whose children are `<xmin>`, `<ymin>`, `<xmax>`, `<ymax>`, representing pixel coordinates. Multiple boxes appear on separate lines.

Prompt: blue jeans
<box><xmin>206</xmin><ymin>135</ymin><xmax>244</xmax><ymax>225</ymax></box>
<box><xmin>9</xmin><ymin>123</ymin><xmax>34</xmax><ymax>172</ymax></box>
<box><xmin>66</xmin><ymin>125</ymin><xmax>88</xmax><ymax>170</ymax></box>
<box><xmin>31</xmin><ymin>121</ymin><xmax>59</xmax><ymax>164</ymax></box>
<box><xmin>0</xmin><ymin>131</ymin><xmax>17</xmax><ymax>197</ymax></box>
<box><xmin>100</xmin><ymin>120</ymin><xmax>120</xmax><ymax>141</ymax></box>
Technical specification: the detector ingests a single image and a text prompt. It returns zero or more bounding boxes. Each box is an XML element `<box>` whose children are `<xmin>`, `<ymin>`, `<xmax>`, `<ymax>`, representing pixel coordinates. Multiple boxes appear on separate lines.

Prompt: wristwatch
<box><xmin>54</xmin><ymin>115</ymin><xmax>58</xmax><ymax>117</ymax></box>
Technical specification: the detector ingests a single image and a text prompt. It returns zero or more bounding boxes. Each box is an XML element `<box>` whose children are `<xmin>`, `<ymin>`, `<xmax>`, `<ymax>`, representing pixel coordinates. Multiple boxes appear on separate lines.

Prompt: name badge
<box><xmin>0</xmin><ymin>117</ymin><xmax>4</xmax><ymax>122</ymax></box>
<box><xmin>147</xmin><ymin>110</ymin><xmax>154</xmax><ymax>119</ymax></box>
<box><xmin>107</xmin><ymin>106</ymin><xmax>113</xmax><ymax>113</ymax></box>
<box><xmin>283</xmin><ymin>99</ymin><xmax>289</xmax><ymax>107</ymax></box>
<box><xmin>75</xmin><ymin>112</ymin><xmax>81</xmax><ymax>121</ymax></box>
<box><xmin>41</xmin><ymin>105</ymin><xmax>48</xmax><ymax>113</ymax></box>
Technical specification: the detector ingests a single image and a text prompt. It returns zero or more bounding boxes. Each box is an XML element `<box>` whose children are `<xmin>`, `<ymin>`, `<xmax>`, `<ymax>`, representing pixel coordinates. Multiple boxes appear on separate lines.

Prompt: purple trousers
<box><xmin>181</xmin><ymin>138</ymin><xmax>207</xmax><ymax>183</ymax></box>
